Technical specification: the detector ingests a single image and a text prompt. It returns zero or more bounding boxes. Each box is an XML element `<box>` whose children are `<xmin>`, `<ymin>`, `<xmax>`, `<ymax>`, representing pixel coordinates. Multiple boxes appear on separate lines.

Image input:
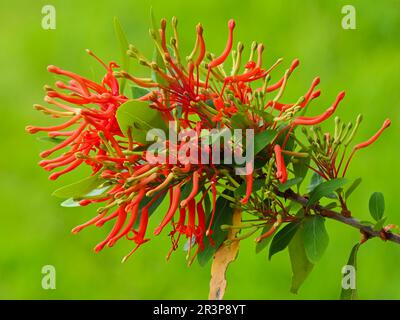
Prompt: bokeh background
<box><xmin>0</xmin><ymin>0</ymin><xmax>399</xmax><ymax>299</ymax></box>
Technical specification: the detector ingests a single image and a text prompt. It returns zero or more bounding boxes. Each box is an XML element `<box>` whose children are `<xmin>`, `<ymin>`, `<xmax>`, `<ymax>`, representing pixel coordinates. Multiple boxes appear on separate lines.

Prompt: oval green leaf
<box><xmin>52</xmin><ymin>174</ymin><xmax>103</xmax><ymax>199</ymax></box>
<box><xmin>369</xmin><ymin>192</ymin><xmax>385</xmax><ymax>221</ymax></box>
<box><xmin>303</xmin><ymin>215</ymin><xmax>329</xmax><ymax>263</ymax></box>
<box><xmin>307</xmin><ymin>178</ymin><xmax>348</xmax><ymax>206</ymax></box>
<box><xmin>268</xmin><ymin>221</ymin><xmax>300</xmax><ymax>260</ymax></box>
<box><xmin>116</xmin><ymin>100</ymin><xmax>167</xmax><ymax>145</ymax></box>
<box><xmin>254</xmin><ymin>130</ymin><xmax>276</xmax><ymax>155</ymax></box>
<box><xmin>340</xmin><ymin>243</ymin><xmax>360</xmax><ymax>300</ymax></box>
<box><xmin>255</xmin><ymin>223</ymin><xmax>275</xmax><ymax>254</ymax></box>
<box><xmin>289</xmin><ymin>227</ymin><xmax>314</xmax><ymax>294</ymax></box>
<box><xmin>197</xmin><ymin>193</ymin><xmax>234</xmax><ymax>266</ymax></box>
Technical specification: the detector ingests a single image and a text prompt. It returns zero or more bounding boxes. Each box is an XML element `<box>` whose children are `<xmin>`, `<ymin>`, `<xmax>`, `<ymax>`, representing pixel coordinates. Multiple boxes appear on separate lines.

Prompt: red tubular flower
<box><xmin>180</xmin><ymin>171</ymin><xmax>200</xmax><ymax>207</ymax></box>
<box><xmin>94</xmin><ymin>206</ymin><xmax>127</xmax><ymax>252</ymax></box>
<box><xmin>342</xmin><ymin>119</ymin><xmax>391</xmax><ymax>177</ymax></box>
<box><xmin>354</xmin><ymin>119</ymin><xmax>391</xmax><ymax>150</ymax></box>
<box><xmin>266</xmin><ymin>59</ymin><xmax>300</xmax><ymax>93</ymax></box>
<box><xmin>293</xmin><ymin>91</ymin><xmax>345</xmax><ymax>126</ymax></box>
<box><xmin>154</xmin><ymin>186</ymin><xmax>181</xmax><ymax>235</ymax></box>
<box><xmin>30</xmin><ymin>17</ymin><xmax>390</xmax><ymax>264</ymax></box>
<box><xmin>274</xmin><ymin>144</ymin><xmax>288</xmax><ymax>183</ymax></box>
<box><xmin>26</xmin><ymin>52</ymin><xmax>127</xmax><ymax>179</ymax></box>
<box><xmin>207</xmin><ymin>19</ymin><xmax>235</xmax><ymax>69</ymax></box>
<box><xmin>241</xmin><ymin>162</ymin><xmax>254</xmax><ymax>204</ymax></box>
<box><xmin>196</xmin><ymin>201</ymin><xmax>206</xmax><ymax>250</ymax></box>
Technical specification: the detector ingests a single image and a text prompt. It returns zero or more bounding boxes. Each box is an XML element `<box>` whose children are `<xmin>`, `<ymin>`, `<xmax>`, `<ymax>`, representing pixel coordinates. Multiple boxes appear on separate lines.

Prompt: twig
<box><xmin>275</xmin><ymin>188</ymin><xmax>400</xmax><ymax>245</ymax></box>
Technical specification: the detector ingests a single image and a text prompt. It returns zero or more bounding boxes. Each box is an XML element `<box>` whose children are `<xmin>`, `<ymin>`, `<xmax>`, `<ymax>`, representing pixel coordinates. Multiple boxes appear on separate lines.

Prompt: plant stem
<box><xmin>275</xmin><ymin>188</ymin><xmax>400</xmax><ymax>244</ymax></box>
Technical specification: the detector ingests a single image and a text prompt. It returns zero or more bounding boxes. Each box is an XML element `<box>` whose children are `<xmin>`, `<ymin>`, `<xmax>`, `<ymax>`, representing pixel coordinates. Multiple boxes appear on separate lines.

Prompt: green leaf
<box><xmin>60</xmin><ymin>186</ymin><xmax>110</xmax><ymax>207</ymax></box>
<box><xmin>151</xmin><ymin>47</ymin><xmax>168</xmax><ymax>86</ymax></box>
<box><xmin>116</xmin><ymin>100</ymin><xmax>167</xmax><ymax>145</ymax></box>
<box><xmin>292</xmin><ymin>155</ymin><xmax>310</xmax><ymax>190</ymax></box>
<box><xmin>230</xmin><ymin>112</ymin><xmax>251</xmax><ymax>129</ymax></box>
<box><xmin>255</xmin><ymin>223</ymin><xmax>275</xmax><ymax>254</ymax></box>
<box><xmin>268</xmin><ymin>221</ymin><xmax>300</xmax><ymax>260</ymax></box>
<box><xmin>303</xmin><ymin>215</ymin><xmax>329</xmax><ymax>263</ymax></box>
<box><xmin>150</xmin><ymin>7</ymin><xmax>159</xmax><ymax>39</ymax></box>
<box><xmin>52</xmin><ymin>174</ymin><xmax>103</xmax><ymax>199</ymax></box>
<box><xmin>203</xmin><ymin>191</ymin><xmax>211</xmax><ymax>219</ymax></box>
<box><xmin>254</xmin><ymin>130</ymin><xmax>276</xmax><ymax>155</ymax></box>
<box><xmin>84</xmin><ymin>186</ymin><xmax>110</xmax><ymax>198</ymax></box>
<box><xmin>61</xmin><ymin>198</ymin><xmax>81</xmax><ymax>207</ymax></box>
<box><xmin>234</xmin><ymin>179</ymin><xmax>264</xmax><ymax>197</ymax></box>
<box><xmin>369</xmin><ymin>192</ymin><xmax>385</xmax><ymax>221</ymax></box>
<box><xmin>307</xmin><ymin>172</ymin><xmax>324</xmax><ymax>193</ymax></box>
<box><xmin>278</xmin><ymin>177</ymin><xmax>303</xmax><ymax>192</ymax></box>
<box><xmin>345</xmin><ymin>178</ymin><xmax>362</xmax><ymax>199</ymax></box>
<box><xmin>37</xmin><ymin>136</ymin><xmax>65</xmax><ymax>144</ymax></box>
<box><xmin>131</xmin><ymin>86</ymin><xmax>150</xmax><ymax>99</ymax></box>
<box><xmin>197</xmin><ymin>194</ymin><xmax>234</xmax><ymax>266</ymax></box>
<box><xmin>113</xmin><ymin>17</ymin><xmax>130</xmax><ymax>93</ymax></box>
<box><xmin>359</xmin><ymin>220</ymin><xmax>375</xmax><ymax>227</ymax></box>
<box><xmin>307</xmin><ymin>178</ymin><xmax>348</xmax><ymax>206</ymax></box>
<box><xmin>289</xmin><ymin>227</ymin><xmax>314</xmax><ymax>294</ymax></box>
<box><xmin>373</xmin><ymin>217</ymin><xmax>387</xmax><ymax>231</ymax></box>
<box><xmin>134</xmin><ymin>190</ymin><xmax>167</xmax><ymax>229</ymax></box>
<box><xmin>340</xmin><ymin>243</ymin><xmax>360</xmax><ymax>300</ymax></box>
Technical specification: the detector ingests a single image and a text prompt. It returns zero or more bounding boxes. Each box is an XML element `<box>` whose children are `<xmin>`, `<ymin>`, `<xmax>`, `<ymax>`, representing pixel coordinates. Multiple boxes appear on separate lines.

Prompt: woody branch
<box><xmin>276</xmin><ymin>188</ymin><xmax>400</xmax><ymax>244</ymax></box>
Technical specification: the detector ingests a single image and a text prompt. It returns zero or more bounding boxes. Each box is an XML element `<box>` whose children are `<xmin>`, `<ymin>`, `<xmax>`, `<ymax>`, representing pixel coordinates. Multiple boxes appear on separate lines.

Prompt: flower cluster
<box><xmin>27</xmin><ymin>17</ymin><xmax>391</xmax><ymax>264</ymax></box>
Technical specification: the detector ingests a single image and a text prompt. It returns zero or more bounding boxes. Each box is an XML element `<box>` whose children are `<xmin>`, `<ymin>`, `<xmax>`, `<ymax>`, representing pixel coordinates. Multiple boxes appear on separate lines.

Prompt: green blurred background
<box><xmin>0</xmin><ymin>0</ymin><xmax>399</xmax><ymax>299</ymax></box>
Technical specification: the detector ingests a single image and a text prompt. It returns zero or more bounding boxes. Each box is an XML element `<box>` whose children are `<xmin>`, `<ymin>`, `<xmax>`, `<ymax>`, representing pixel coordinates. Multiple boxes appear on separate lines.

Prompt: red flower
<box><xmin>26</xmin><ymin>51</ymin><xmax>127</xmax><ymax>180</ymax></box>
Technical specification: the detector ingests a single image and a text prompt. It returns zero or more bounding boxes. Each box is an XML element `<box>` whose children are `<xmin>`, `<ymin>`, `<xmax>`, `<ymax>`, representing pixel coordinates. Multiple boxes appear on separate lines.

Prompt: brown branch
<box><xmin>276</xmin><ymin>188</ymin><xmax>400</xmax><ymax>245</ymax></box>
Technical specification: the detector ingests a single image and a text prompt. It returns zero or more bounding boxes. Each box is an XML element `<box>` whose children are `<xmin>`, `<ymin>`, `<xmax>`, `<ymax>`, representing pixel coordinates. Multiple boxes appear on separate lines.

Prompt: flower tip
<box><xmin>311</xmin><ymin>90</ymin><xmax>321</xmax><ymax>99</ymax></box>
<box><xmin>154</xmin><ymin>227</ymin><xmax>162</xmax><ymax>236</ymax></box>
<box><xmin>338</xmin><ymin>91</ymin><xmax>346</xmax><ymax>100</ymax></box>
<box><xmin>40</xmin><ymin>150</ymin><xmax>52</xmax><ymax>158</ymax></box>
<box><xmin>313</xmin><ymin>77</ymin><xmax>321</xmax><ymax>85</ymax></box>
<box><xmin>228</xmin><ymin>19</ymin><xmax>235</xmax><ymax>29</ymax></box>
<box><xmin>384</xmin><ymin>119</ymin><xmax>391</xmax><ymax>128</ymax></box>
<box><xmin>196</xmin><ymin>23</ymin><xmax>203</xmax><ymax>34</ymax></box>
<box><xmin>161</xmin><ymin>18</ymin><xmax>167</xmax><ymax>29</ymax></box>
<box><xmin>71</xmin><ymin>227</ymin><xmax>81</xmax><ymax>234</ymax></box>
<box><xmin>289</xmin><ymin>59</ymin><xmax>300</xmax><ymax>72</ymax></box>
<box><xmin>94</xmin><ymin>244</ymin><xmax>104</xmax><ymax>253</ymax></box>
<box><xmin>172</xmin><ymin>16</ymin><xmax>178</xmax><ymax>27</ymax></box>
<box><xmin>107</xmin><ymin>240</ymin><xmax>115</xmax><ymax>247</ymax></box>
<box><xmin>49</xmin><ymin>172</ymin><xmax>60</xmax><ymax>180</ymax></box>
<box><xmin>25</xmin><ymin>125</ymin><xmax>37</xmax><ymax>134</ymax></box>
<box><xmin>47</xmin><ymin>65</ymin><xmax>58</xmax><ymax>73</ymax></box>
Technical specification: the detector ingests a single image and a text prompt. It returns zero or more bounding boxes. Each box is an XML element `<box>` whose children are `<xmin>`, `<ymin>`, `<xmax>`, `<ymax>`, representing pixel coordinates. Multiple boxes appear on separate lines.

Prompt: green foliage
<box><xmin>307</xmin><ymin>172</ymin><xmax>324</xmax><ymax>193</ymax></box>
<box><xmin>235</xmin><ymin>179</ymin><xmax>264</xmax><ymax>197</ymax></box>
<box><xmin>292</xmin><ymin>155</ymin><xmax>310</xmax><ymax>189</ymax></box>
<box><xmin>134</xmin><ymin>191</ymin><xmax>167</xmax><ymax>229</ymax></box>
<box><xmin>307</xmin><ymin>178</ymin><xmax>348</xmax><ymax>206</ymax></box>
<box><xmin>345</xmin><ymin>178</ymin><xmax>362</xmax><ymax>199</ymax></box>
<box><xmin>113</xmin><ymin>17</ymin><xmax>130</xmax><ymax>93</ymax></box>
<box><xmin>277</xmin><ymin>177</ymin><xmax>303</xmax><ymax>192</ymax></box>
<box><xmin>303</xmin><ymin>215</ymin><xmax>329</xmax><ymax>263</ymax></box>
<box><xmin>269</xmin><ymin>221</ymin><xmax>300</xmax><ymax>260</ymax></box>
<box><xmin>52</xmin><ymin>175</ymin><xmax>103</xmax><ymax>199</ymax></box>
<box><xmin>116</xmin><ymin>100</ymin><xmax>167</xmax><ymax>145</ymax></box>
<box><xmin>289</xmin><ymin>227</ymin><xmax>314</xmax><ymax>294</ymax></box>
<box><xmin>255</xmin><ymin>223</ymin><xmax>275</xmax><ymax>254</ymax></box>
<box><xmin>197</xmin><ymin>195</ymin><xmax>234</xmax><ymax>266</ymax></box>
<box><xmin>253</xmin><ymin>129</ymin><xmax>276</xmax><ymax>155</ymax></box>
<box><xmin>131</xmin><ymin>86</ymin><xmax>151</xmax><ymax>99</ymax></box>
<box><xmin>369</xmin><ymin>192</ymin><xmax>385</xmax><ymax>221</ymax></box>
<box><xmin>340</xmin><ymin>244</ymin><xmax>360</xmax><ymax>300</ymax></box>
